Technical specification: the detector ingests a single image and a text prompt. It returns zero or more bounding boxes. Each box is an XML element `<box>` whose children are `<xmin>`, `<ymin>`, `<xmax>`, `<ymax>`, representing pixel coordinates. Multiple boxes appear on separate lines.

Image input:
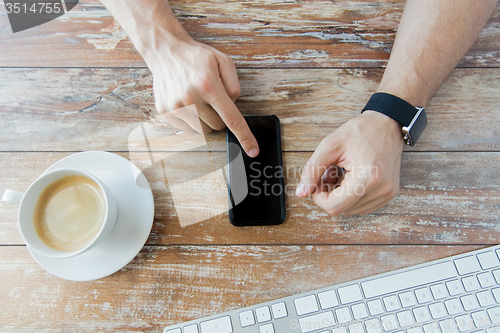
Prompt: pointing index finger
<box><xmin>208</xmin><ymin>86</ymin><xmax>259</xmax><ymax>158</ymax></box>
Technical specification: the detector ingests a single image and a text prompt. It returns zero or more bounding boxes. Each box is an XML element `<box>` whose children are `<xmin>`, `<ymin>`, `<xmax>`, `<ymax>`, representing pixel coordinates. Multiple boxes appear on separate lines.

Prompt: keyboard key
<box><xmin>430</xmin><ymin>283</ymin><xmax>449</xmax><ymax>300</ymax></box>
<box><xmin>493</xmin><ymin>270</ymin><xmax>500</xmax><ymax>284</ymax></box>
<box><xmin>415</xmin><ymin>287</ymin><xmax>433</xmax><ymax>303</ymax></box>
<box><xmin>383</xmin><ymin>295</ymin><xmax>400</xmax><ymax>312</ymax></box>
<box><xmin>471</xmin><ymin>310</ymin><xmax>491</xmax><ymax>328</ymax></box>
<box><xmin>367</xmin><ymin>299</ymin><xmax>384</xmax><ymax>316</ymax></box>
<box><xmin>361</xmin><ymin>262</ymin><xmax>457</xmax><ymax>299</ymax></box>
<box><xmin>439</xmin><ymin>319</ymin><xmax>459</xmax><ymax>333</ymax></box>
<box><xmin>259</xmin><ymin>323</ymin><xmax>274</xmax><ymax>333</ymax></box>
<box><xmin>380</xmin><ymin>314</ymin><xmax>398</xmax><ymax>332</ymax></box>
<box><xmin>423</xmin><ymin>323</ymin><xmax>441</xmax><ymax>333</ymax></box>
<box><xmin>399</xmin><ymin>291</ymin><xmax>417</xmax><ymax>308</ymax></box>
<box><xmin>318</xmin><ymin>289</ymin><xmax>339</xmax><ymax>309</ymax></box>
<box><xmin>487</xmin><ymin>306</ymin><xmax>500</xmax><ymax>322</ymax></box>
<box><xmin>461</xmin><ymin>294</ymin><xmax>480</xmax><ymax>311</ymax></box>
<box><xmin>477</xmin><ymin>290</ymin><xmax>495</xmax><ymax>307</ymax></box>
<box><xmin>445</xmin><ymin>298</ymin><xmax>464</xmax><ymax>315</ymax></box>
<box><xmin>455</xmin><ymin>256</ymin><xmax>481</xmax><ymax>275</ymax></box>
<box><xmin>429</xmin><ymin>302</ymin><xmax>447</xmax><ymax>319</ymax></box>
<box><xmin>200</xmin><ymin>316</ymin><xmax>232</xmax><ymax>333</ymax></box>
<box><xmin>184</xmin><ymin>324</ymin><xmax>199</xmax><ymax>333</ymax></box>
<box><xmin>298</xmin><ymin>311</ymin><xmax>335</xmax><ymax>333</ymax></box>
<box><xmin>239</xmin><ymin>310</ymin><xmax>255</xmax><ymax>327</ymax></box>
<box><xmin>338</xmin><ymin>284</ymin><xmax>363</xmax><ymax>304</ymax></box>
<box><xmin>365</xmin><ymin>318</ymin><xmax>382</xmax><ymax>333</ymax></box>
<box><xmin>349</xmin><ymin>321</ymin><xmax>366</xmax><ymax>333</ymax></box>
<box><xmin>456</xmin><ymin>314</ymin><xmax>474</xmax><ymax>332</ymax></box>
<box><xmin>165</xmin><ymin>329</ymin><xmax>181</xmax><ymax>333</ymax></box>
<box><xmin>352</xmin><ymin>303</ymin><xmax>369</xmax><ymax>319</ymax></box>
<box><xmin>397</xmin><ymin>310</ymin><xmax>414</xmax><ymax>328</ymax></box>
<box><xmin>408</xmin><ymin>327</ymin><xmax>424</xmax><ymax>333</ymax></box>
<box><xmin>255</xmin><ymin>306</ymin><xmax>271</xmax><ymax>323</ymax></box>
<box><xmin>478</xmin><ymin>272</ymin><xmax>496</xmax><ymax>288</ymax></box>
<box><xmin>478</xmin><ymin>251</ymin><xmax>500</xmax><ymax>269</ymax></box>
<box><xmin>294</xmin><ymin>295</ymin><xmax>318</xmax><ymax>316</ymax></box>
<box><xmin>492</xmin><ymin>287</ymin><xmax>500</xmax><ymax>303</ymax></box>
<box><xmin>271</xmin><ymin>302</ymin><xmax>287</xmax><ymax>319</ymax></box>
<box><xmin>446</xmin><ymin>280</ymin><xmax>466</xmax><ymax>296</ymax></box>
<box><xmin>462</xmin><ymin>276</ymin><xmax>481</xmax><ymax>292</ymax></box>
<box><xmin>413</xmin><ymin>306</ymin><xmax>431</xmax><ymax>322</ymax></box>
<box><xmin>333</xmin><ymin>327</ymin><xmax>348</xmax><ymax>333</ymax></box>
<box><xmin>335</xmin><ymin>307</ymin><xmax>352</xmax><ymax>324</ymax></box>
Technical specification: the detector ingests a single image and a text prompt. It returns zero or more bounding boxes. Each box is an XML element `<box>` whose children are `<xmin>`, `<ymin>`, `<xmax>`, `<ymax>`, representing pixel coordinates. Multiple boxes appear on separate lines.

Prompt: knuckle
<box><xmin>237</xmin><ymin>136</ymin><xmax>255</xmax><ymax>149</ymax></box>
<box><xmin>224</xmin><ymin>113</ymin><xmax>244</xmax><ymax>130</ymax></box>
<box><xmin>224</xmin><ymin>54</ymin><xmax>235</xmax><ymax>65</ymax></box>
<box><xmin>325</xmin><ymin>207</ymin><xmax>342</xmax><ymax>216</ymax></box>
<box><xmin>228</xmin><ymin>85</ymin><xmax>241</xmax><ymax>100</ymax></box>
<box><xmin>380</xmin><ymin>181</ymin><xmax>399</xmax><ymax>198</ymax></box>
<box><xmin>195</xmin><ymin>75</ymin><xmax>215</xmax><ymax>95</ymax></box>
<box><xmin>212</xmin><ymin>121</ymin><xmax>226</xmax><ymax>131</ymax></box>
<box><xmin>166</xmin><ymin>99</ymin><xmax>187</xmax><ymax>114</ymax></box>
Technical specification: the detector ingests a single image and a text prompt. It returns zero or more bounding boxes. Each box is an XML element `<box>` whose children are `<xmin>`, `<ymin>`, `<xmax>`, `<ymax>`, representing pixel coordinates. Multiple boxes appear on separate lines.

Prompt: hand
<box><xmin>295</xmin><ymin>111</ymin><xmax>405</xmax><ymax>216</ymax></box>
<box><xmin>146</xmin><ymin>36</ymin><xmax>259</xmax><ymax>157</ymax></box>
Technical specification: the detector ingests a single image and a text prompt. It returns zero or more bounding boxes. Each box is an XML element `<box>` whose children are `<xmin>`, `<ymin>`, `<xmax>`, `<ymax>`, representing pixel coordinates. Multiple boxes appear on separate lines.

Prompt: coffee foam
<box><xmin>34</xmin><ymin>175</ymin><xmax>105</xmax><ymax>252</ymax></box>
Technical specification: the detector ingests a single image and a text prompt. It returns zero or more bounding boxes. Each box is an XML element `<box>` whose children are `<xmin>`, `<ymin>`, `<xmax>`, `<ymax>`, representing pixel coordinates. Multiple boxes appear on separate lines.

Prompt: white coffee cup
<box><xmin>2</xmin><ymin>168</ymin><xmax>117</xmax><ymax>258</ymax></box>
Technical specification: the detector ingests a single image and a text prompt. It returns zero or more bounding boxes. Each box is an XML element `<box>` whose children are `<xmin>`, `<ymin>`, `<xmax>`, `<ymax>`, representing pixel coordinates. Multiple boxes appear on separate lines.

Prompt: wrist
<box><xmin>377</xmin><ymin>73</ymin><xmax>430</xmax><ymax>109</ymax></box>
<box><xmin>362</xmin><ymin>92</ymin><xmax>427</xmax><ymax>146</ymax></box>
<box><xmin>135</xmin><ymin>20</ymin><xmax>192</xmax><ymax>67</ymax></box>
<box><xmin>360</xmin><ymin>110</ymin><xmax>404</xmax><ymax>146</ymax></box>
<box><xmin>107</xmin><ymin>1</ymin><xmax>192</xmax><ymax>68</ymax></box>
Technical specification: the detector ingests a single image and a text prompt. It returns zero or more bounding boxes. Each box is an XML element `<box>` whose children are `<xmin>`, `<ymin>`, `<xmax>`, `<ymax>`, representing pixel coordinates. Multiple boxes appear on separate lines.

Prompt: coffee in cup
<box><xmin>2</xmin><ymin>168</ymin><xmax>117</xmax><ymax>258</ymax></box>
<box><xmin>34</xmin><ymin>175</ymin><xmax>106</xmax><ymax>252</ymax></box>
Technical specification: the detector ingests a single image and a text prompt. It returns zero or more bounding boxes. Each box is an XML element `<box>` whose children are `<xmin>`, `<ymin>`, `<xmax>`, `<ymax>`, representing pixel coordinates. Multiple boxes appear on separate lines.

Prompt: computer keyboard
<box><xmin>163</xmin><ymin>245</ymin><xmax>500</xmax><ymax>333</ymax></box>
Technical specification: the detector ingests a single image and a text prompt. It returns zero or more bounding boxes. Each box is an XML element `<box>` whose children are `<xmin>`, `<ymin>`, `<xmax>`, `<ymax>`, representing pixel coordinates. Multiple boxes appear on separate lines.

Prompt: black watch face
<box><xmin>407</xmin><ymin>109</ymin><xmax>427</xmax><ymax>146</ymax></box>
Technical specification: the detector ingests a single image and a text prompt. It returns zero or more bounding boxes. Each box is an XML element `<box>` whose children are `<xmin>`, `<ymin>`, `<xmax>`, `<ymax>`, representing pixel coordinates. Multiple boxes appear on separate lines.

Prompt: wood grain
<box><xmin>2</xmin><ymin>152</ymin><xmax>500</xmax><ymax>246</ymax></box>
<box><xmin>1</xmin><ymin>67</ymin><xmax>500</xmax><ymax>152</ymax></box>
<box><xmin>0</xmin><ymin>0</ymin><xmax>499</xmax><ymax>68</ymax></box>
<box><xmin>0</xmin><ymin>244</ymin><xmax>483</xmax><ymax>332</ymax></box>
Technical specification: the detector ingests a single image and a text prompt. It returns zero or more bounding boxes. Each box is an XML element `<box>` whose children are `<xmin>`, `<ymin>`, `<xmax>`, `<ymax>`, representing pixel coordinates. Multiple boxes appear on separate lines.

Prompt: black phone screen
<box><xmin>226</xmin><ymin>115</ymin><xmax>285</xmax><ymax>226</ymax></box>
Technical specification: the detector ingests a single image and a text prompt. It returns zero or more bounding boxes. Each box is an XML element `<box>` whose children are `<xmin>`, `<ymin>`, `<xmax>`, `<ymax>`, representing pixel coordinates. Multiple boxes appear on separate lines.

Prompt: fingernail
<box><xmin>296</xmin><ymin>182</ymin><xmax>306</xmax><ymax>196</ymax></box>
<box><xmin>248</xmin><ymin>148</ymin><xmax>258</xmax><ymax>158</ymax></box>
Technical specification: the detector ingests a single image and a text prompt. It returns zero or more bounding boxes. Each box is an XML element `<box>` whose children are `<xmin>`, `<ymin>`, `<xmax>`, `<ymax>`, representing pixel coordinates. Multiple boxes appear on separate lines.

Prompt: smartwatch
<box><xmin>361</xmin><ymin>92</ymin><xmax>427</xmax><ymax>146</ymax></box>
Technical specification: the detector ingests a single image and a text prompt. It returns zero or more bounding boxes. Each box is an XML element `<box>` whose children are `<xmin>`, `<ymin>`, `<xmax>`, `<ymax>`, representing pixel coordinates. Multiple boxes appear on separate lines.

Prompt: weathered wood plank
<box><xmin>1</xmin><ymin>68</ymin><xmax>500</xmax><ymax>152</ymax></box>
<box><xmin>0</xmin><ymin>244</ymin><xmax>483</xmax><ymax>331</ymax></box>
<box><xmin>2</xmin><ymin>152</ymin><xmax>499</xmax><ymax>245</ymax></box>
<box><xmin>0</xmin><ymin>0</ymin><xmax>499</xmax><ymax>68</ymax></box>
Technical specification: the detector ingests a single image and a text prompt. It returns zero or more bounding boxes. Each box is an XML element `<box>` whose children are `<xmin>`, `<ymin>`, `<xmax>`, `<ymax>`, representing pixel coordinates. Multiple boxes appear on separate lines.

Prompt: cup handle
<box><xmin>2</xmin><ymin>189</ymin><xmax>24</xmax><ymax>205</ymax></box>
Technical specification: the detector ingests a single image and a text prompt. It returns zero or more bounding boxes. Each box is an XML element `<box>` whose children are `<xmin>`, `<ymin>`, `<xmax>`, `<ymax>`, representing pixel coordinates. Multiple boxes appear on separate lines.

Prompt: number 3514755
<box><xmin>5</xmin><ymin>2</ymin><xmax>63</xmax><ymax>14</ymax></box>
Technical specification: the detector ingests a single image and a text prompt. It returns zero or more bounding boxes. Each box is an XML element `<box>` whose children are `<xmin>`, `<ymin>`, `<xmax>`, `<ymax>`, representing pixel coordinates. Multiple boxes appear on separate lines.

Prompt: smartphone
<box><xmin>226</xmin><ymin>115</ymin><xmax>286</xmax><ymax>226</ymax></box>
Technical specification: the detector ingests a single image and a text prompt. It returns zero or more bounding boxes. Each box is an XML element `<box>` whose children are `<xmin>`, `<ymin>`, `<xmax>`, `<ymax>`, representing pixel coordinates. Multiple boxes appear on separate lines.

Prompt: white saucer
<box><xmin>29</xmin><ymin>151</ymin><xmax>155</xmax><ymax>281</ymax></box>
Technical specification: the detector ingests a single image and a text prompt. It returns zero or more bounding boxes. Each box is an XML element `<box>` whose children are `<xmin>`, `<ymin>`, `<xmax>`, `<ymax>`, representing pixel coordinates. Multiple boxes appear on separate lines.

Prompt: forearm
<box><xmin>379</xmin><ymin>0</ymin><xmax>497</xmax><ymax>107</ymax></box>
<box><xmin>99</xmin><ymin>0</ymin><xmax>190</xmax><ymax>64</ymax></box>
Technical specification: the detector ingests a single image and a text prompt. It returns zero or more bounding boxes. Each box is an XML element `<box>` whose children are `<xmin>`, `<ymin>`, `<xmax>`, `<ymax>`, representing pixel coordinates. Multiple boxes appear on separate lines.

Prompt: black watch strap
<box><xmin>361</xmin><ymin>92</ymin><xmax>427</xmax><ymax>146</ymax></box>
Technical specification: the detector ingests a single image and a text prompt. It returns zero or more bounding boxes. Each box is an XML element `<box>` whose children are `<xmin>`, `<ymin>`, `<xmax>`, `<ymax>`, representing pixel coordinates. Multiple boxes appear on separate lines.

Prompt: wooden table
<box><xmin>1</xmin><ymin>0</ymin><xmax>500</xmax><ymax>331</ymax></box>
